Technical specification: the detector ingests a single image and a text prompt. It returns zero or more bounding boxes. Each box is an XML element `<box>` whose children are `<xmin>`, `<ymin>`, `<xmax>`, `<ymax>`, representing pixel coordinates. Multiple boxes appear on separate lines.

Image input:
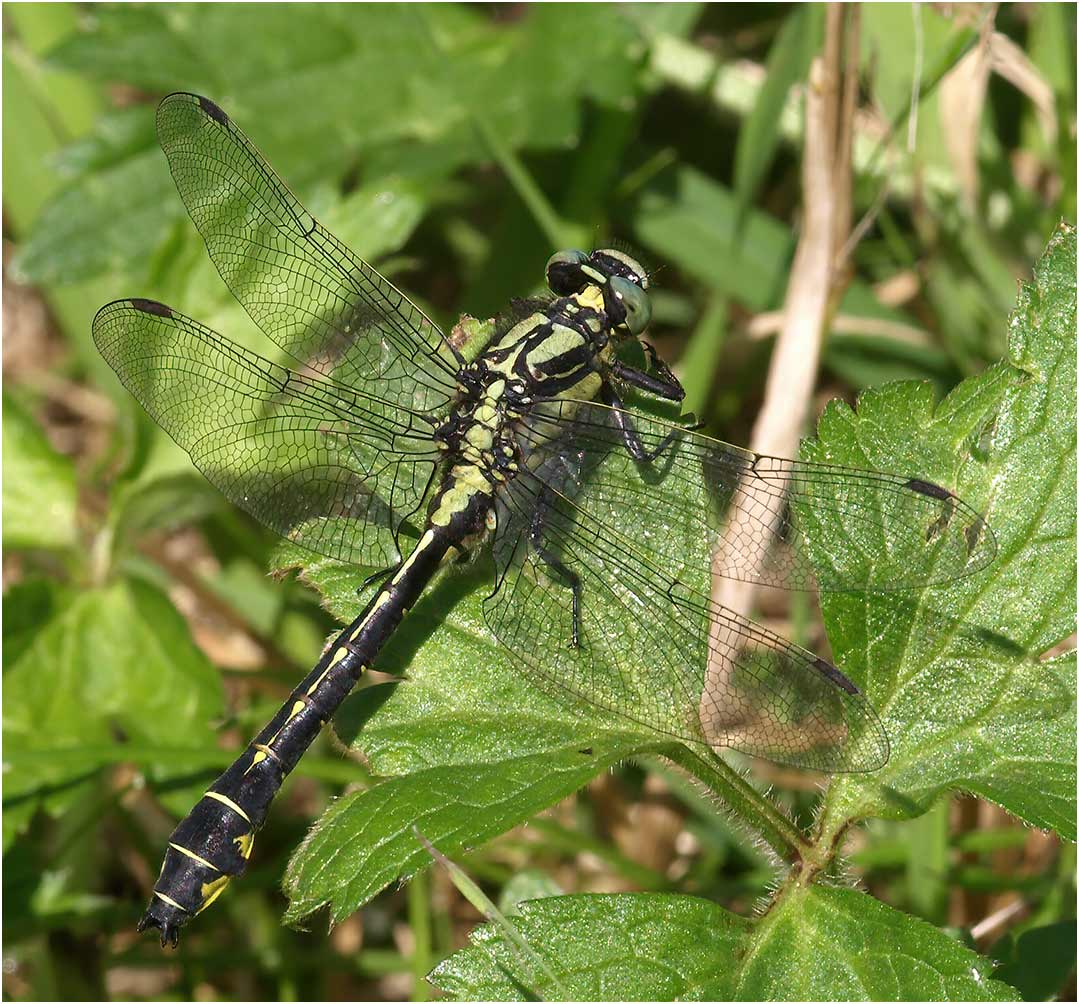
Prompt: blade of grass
<box><xmin>414</xmin><ymin>828</ymin><xmax>569</xmax><ymax>999</ymax></box>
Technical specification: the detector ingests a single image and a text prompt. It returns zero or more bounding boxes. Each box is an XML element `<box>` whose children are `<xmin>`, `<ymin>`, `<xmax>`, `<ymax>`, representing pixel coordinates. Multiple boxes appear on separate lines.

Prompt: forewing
<box><xmin>516</xmin><ymin>401</ymin><xmax>996</xmax><ymax>594</ymax></box>
<box><xmin>93</xmin><ymin>299</ymin><xmax>440</xmax><ymax>568</ymax></box>
<box><xmin>155</xmin><ymin>92</ymin><xmax>460</xmax><ymax>420</ymax></box>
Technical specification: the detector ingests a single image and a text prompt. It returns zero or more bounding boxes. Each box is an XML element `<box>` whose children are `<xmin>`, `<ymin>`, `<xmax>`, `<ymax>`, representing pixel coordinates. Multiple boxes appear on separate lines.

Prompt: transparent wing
<box><xmin>155</xmin><ymin>92</ymin><xmax>461</xmax><ymax>420</ymax></box>
<box><xmin>487</xmin><ymin>465</ymin><xmax>889</xmax><ymax>772</ymax></box>
<box><xmin>93</xmin><ymin>298</ymin><xmax>441</xmax><ymax>568</ymax></box>
<box><xmin>483</xmin><ymin>401</ymin><xmax>994</xmax><ymax>771</ymax></box>
<box><xmin>515</xmin><ymin>401</ymin><xmax>996</xmax><ymax>594</ymax></box>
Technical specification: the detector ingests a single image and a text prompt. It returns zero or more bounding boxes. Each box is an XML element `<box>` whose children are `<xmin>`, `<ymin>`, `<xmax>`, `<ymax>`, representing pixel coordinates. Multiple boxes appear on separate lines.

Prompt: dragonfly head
<box><xmin>545</xmin><ymin>248</ymin><xmax>652</xmax><ymax>338</ymax></box>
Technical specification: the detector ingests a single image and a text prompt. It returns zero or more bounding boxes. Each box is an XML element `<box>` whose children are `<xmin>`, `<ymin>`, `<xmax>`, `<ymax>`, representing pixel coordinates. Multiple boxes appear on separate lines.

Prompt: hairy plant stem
<box><xmin>660</xmin><ymin>744</ymin><xmax>811</xmax><ymax>863</ymax></box>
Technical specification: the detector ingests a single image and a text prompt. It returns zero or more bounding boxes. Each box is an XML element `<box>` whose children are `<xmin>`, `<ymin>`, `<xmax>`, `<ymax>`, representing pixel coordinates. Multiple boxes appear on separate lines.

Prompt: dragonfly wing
<box><xmin>486</xmin><ymin>461</ymin><xmax>889</xmax><ymax>772</ymax></box>
<box><xmin>514</xmin><ymin>401</ymin><xmax>995</xmax><ymax>594</ymax></box>
<box><xmin>155</xmin><ymin>92</ymin><xmax>460</xmax><ymax>419</ymax></box>
<box><xmin>94</xmin><ymin>298</ymin><xmax>440</xmax><ymax>568</ymax></box>
<box><xmin>483</xmin><ymin>399</ymin><xmax>993</xmax><ymax>770</ymax></box>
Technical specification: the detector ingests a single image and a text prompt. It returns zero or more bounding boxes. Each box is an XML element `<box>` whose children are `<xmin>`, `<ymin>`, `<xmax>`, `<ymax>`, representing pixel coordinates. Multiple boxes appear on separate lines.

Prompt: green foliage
<box><xmin>3</xmin><ymin>3</ymin><xmax>1074</xmax><ymax>1000</ymax></box>
<box><xmin>2</xmin><ymin>393</ymin><xmax>77</xmax><ymax>550</ymax></box>
<box><xmin>430</xmin><ymin>890</ymin><xmax>1020</xmax><ymax>1001</ymax></box>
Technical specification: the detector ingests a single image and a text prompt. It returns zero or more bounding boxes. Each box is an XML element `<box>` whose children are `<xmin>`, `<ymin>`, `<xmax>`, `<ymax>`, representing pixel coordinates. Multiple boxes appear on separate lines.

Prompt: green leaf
<box><xmin>733</xmin><ymin>5</ymin><xmax>820</xmax><ymax>217</ymax></box>
<box><xmin>808</xmin><ymin>223</ymin><xmax>1076</xmax><ymax>841</ymax></box>
<box><xmin>282</xmin><ymin>734</ymin><xmax>639</xmax><ymax>927</ymax></box>
<box><xmin>276</xmin><ymin>556</ymin><xmax>657</xmax><ymax>922</ymax></box>
<box><xmin>430</xmin><ymin>888</ymin><xmax>1019</xmax><ymax>1001</ymax></box>
<box><xmin>631</xmin><ymin>164</ymin><xmax>793</xmax><ymax>311</ymax></box>
<box><xmin>3</xmin><ymin>578</ymin><xmax>224</xmax><ymax>819</ymax></box>
<box><xmin>10</xmin><ymin>141</ymin><xmax>177</xmax><ymax>286</ymax></box>
<box><xmin>2</xmin><ymin>393</ymin><xmax>77</xmax><ymax>550</ymax></box>
<box><xmin>991</xmin><ymin>920</ymin><xmax>1077</xmax><ymax>1002</ymax></box>
<box><xmin>431</xmin><ymin>893</ymin><xmax>749</xmax><ymax>1001</ymax></box>
<box><xmin>721</xmin><ymin>886</ymin><xmax>1018</xmax><ymax>1002</ymax></box>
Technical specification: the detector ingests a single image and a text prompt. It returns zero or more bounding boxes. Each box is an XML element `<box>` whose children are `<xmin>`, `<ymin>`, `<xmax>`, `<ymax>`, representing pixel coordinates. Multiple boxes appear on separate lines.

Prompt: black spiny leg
<box><xmin>530</xmin><ymin>492</ymin><xmax>582</xmax><ymax>647</ymax></box>
<box><xmin>357</xmin><ymin>563</ymin><xmax>398</xmax><ymax>597</ymax></box>
<box><xmin>607</xmin><ymin>346</ymin><xmax>702</xmax><ymax>462</ymax></box>
<box><xmin>611</xmin><ymin>343</ymin><xmax>685</xmax><ymax>403</ymax></box>
<box><xmin>602</xmin><ymin>382</ymin><xmax>688</xmax><ymax>463</ymax></box>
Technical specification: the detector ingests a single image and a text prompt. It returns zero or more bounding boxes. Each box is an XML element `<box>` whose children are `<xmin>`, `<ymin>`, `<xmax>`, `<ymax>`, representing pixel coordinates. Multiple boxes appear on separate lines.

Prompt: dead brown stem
<box><xmin>702</xmin><ymin>4</ymin><xmax>857</xmax><ymax>742</ymax></box>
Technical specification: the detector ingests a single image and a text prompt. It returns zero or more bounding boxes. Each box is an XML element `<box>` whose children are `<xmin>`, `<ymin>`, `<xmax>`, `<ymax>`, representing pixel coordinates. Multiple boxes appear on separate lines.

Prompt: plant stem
<box><xmin>472</xmin><ymin>115</ymin><xmax>585</xmax><ymax>252</ymax></box>
<box><xmin>659</xmin><ymin>744</ymin><xmax>810</xmax><ymax>862</ymax></box>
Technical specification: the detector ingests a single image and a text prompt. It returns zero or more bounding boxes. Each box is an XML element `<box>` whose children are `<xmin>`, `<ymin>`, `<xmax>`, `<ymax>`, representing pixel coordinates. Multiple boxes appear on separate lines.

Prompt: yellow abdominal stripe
<box><xmin>205</xmin><ymin>790</ymin><xmax>251</xmax><ymax>823</ymax></box>
<box><xmin>169</xmin><ymin>842</ymin><xmax>218</xmax><ymax>871</ymax></box>
<box><xmin>153</xmin><ymin>890</ymin><xmax>187</xmax><ymax>912</ymax></box>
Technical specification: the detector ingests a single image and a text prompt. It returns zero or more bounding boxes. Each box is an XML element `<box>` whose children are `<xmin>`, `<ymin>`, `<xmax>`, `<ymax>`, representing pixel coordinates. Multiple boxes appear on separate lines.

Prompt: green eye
<box><xmin>606</xmin><ymin>275</ymin><xmax>651</xmax><ymax>335</ymax></box>
<box><xmin>545</xmin><ymin>249</ymin><xmax>589</xmax><ymax>295</ymax></box>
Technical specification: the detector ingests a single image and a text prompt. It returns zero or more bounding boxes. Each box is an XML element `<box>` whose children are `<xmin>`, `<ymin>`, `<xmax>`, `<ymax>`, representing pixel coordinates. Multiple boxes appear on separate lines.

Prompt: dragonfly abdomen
<box><xmin>139</xmin><ymin>523</ymin><xmax>459</xmax><ymax>946</ymax></box>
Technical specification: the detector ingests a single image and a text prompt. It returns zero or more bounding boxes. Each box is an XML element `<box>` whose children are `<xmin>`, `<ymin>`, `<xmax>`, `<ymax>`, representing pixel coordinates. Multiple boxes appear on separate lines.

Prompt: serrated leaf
<box><xmin>3</xmin><ymin>578</ymin><xmax>224</xmax><ymax>819</ymax></box>
<box><xmin>272</xmin><ymin>549</ymin><xmax>643</xmax><ymax>772</ymax></box>
<box><xmin>2</xmin><ymin>393</ymin><xmax>78</xmax><ymax>550</ymax></box>
<box><xmin>279</xmin><ymin>548</ymin><xmax>659</xmax><ymax>924</ymax></box>
<box><xmin>808</xmin><ymin>223</ymin><xmax>1076</xmax><ymax>841</ymax></box>
<box><xmin>724</xmin><ymin>886</ymin><xmax>1018</xmax><ymax>1002</ymax></box>
<box><xmin>431</xmin><ymin>894</ymin><xmax>749</xmax><ymax>1001</ymax></box>
<box><xmin>283</xmin><ymin>733</ymin><xmax>643</xmax><ymax>926</ymax></box>
<box><xmin>279</xmin><ymin>543</ymin><xmax>668</xmax><ymax>925</ymax></box>
<box><xmin>430</xmin><ymin>887</ymin><xmax>1019</xmax><ymax>1001</ymax></box>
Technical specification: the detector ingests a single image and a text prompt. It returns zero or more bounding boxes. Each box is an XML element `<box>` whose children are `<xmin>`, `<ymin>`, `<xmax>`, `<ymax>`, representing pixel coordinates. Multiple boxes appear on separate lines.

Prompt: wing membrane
<box><xmin>93</xmin><ymin>298</ymin><xmax>440</xmax><ymax>568</ymax></box>
<box><xmin>487</xmin><ymin>464</ymin><xmax>889</xmax><ymax>772</ymax></box>
<box><xmin>515</xmin><ymin>401</ymin><xmax>995</xmax><ymax>594</ymax></box>
<box><xmin>484</xmin><ymin>401</ymin><xmax>994</xmax><ymax>770</ymax></box>
<box><xmin>155</xmin><ymin>92</ymin><xmax>460</xmax><ymax>421</ymax></box>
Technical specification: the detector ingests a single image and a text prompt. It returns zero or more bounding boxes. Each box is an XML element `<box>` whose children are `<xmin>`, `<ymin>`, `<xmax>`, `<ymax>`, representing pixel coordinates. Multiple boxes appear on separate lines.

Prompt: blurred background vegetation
<box><xmin>2</xmin><ymin>3</ymin><xmax>1075</xmax><ymax>1000</ymax></box>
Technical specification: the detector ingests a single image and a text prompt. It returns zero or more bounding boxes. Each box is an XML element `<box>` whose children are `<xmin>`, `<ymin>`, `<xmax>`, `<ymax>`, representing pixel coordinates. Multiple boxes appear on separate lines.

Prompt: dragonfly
<box><xmin>93</xmin><ymin>93</ymin><xmax>995</xmax><ymax>948</ymax></box>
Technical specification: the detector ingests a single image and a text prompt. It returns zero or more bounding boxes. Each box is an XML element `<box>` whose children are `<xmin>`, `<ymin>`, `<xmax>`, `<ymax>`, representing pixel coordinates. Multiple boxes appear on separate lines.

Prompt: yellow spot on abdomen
<box><xmin>197</xmin><ymin>875</ymin><xmax>231</xmax><ymax>913</ymax></box>
<box><xmin>235</xmin><ymin>831</ymin><xmax>255</xmax><ymax>860</ymax></box>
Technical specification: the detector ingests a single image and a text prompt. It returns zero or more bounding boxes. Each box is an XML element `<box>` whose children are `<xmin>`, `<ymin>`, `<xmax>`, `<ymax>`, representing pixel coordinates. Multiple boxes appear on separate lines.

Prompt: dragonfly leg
<box><xmin>357</xmin><ymin>563</ymin><xmax>398</xmax><ymax>596</ymax></box>
<box><xmin>529</xmin><ymin>494</ymin><xmax>582</xmax><ymax>647</ymax></box>
<box><xmin>601</xmin><ymin>383</ymin><xmax>684</xmax><ymax>463</ymax></box>
<box><xmin>611</xmin><ymin>356</ymin><xmax>685</xmax><ymax>402</ymax></box>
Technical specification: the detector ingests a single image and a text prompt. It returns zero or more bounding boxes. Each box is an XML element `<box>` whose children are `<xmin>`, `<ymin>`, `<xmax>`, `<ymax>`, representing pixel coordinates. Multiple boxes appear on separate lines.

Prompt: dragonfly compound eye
<box><xmin>605</xmin><ymin>275</ymin><xmax>652</xmax><ymax>336</ymax></box>
<box><xmin>590</xmin><ymin>248</ymin><xmax>649</xmax><ymax>291</ymax></box>
<box><xmin>545</xmin><ymin>249</ymin><xmax>590</xmax><ymax>295</ymax></box>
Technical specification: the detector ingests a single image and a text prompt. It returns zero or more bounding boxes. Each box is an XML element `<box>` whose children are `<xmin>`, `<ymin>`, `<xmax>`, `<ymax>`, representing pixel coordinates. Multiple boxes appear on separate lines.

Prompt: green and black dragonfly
<box><xmin>93</xmin><ymin>94</ymin><xmax>995</xmax><ymax>947</ymax></box>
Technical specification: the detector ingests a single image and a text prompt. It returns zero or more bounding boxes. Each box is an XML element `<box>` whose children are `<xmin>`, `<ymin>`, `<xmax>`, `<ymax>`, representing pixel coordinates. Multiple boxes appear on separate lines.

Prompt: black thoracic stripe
<box><xmin>532</xmin><ymin>343</ymin><xmax>593</xmax><ymax>379</ymax></box>
<box><xmin>139</xmin><ymin>523</ymin><xmax>457</xmax><ymax>941</ymax></box>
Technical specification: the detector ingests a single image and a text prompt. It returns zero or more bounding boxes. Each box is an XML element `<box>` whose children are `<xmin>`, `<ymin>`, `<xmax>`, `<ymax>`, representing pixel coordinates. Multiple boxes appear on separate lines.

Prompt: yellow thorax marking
<box><xmin>574</xmin><ymin>284</ymin><xmax>604</xmax><ymax>311</ymax></box>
